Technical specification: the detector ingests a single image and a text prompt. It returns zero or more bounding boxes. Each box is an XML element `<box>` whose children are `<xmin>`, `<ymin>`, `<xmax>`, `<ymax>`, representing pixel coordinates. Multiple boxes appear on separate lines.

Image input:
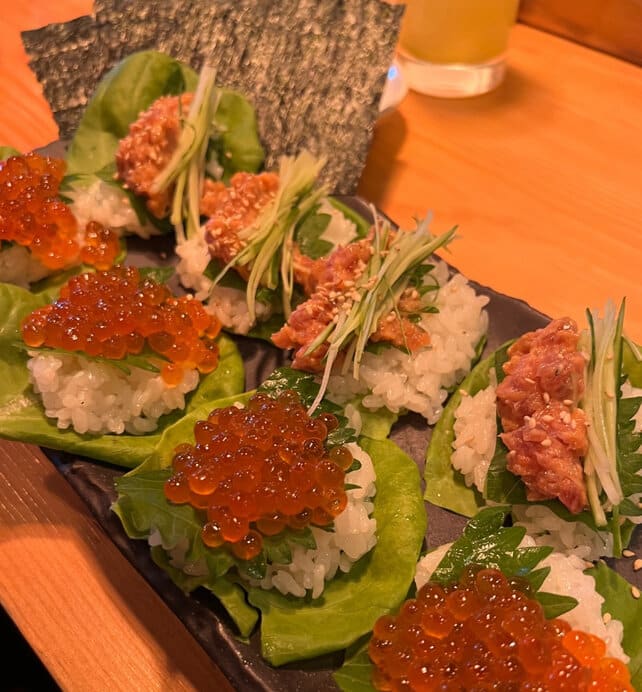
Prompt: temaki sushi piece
<box><xmin>336</xmin><ymin>507</ymin><xmax>641</xmax><ymax>691</ymax></box>
<box><xmin>113</xmin><ymin>368</ymin><xmax>426</xmax><ymax>665</ymax></box>
<box><xmin>19</xmin><ymin>265</ymin><xmax>223</xmax><ymax>435</ymax></box>
<box><xmin>425</xmin><ymin>302</ymin><xmax>642</xmax><ymax>558</ymax></box>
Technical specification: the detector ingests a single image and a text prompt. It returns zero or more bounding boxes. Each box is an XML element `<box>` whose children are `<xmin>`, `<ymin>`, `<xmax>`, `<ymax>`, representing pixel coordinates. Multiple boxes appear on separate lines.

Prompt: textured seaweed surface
<box><xmin>22</xmin><ymin>0</ymin><xmax>403</xmax><ymax>194</ymax></box>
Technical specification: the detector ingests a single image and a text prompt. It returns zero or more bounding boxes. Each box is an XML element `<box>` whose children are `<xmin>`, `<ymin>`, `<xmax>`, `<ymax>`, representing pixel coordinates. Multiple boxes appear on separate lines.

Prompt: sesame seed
<box><xmin>622</xmin><ymin>549</ymin><xmax>635</xmax><ymax>558</ymax></box>
<box><xmin>542</xmin><ymin>414</ymin><xmax>554</xmax><ymax>422</ymax></box>
<box><xmin>602</xmin><ymin>612</ymin><xmax>612</xmax><ymax>624</ymax></box>
<box><xmin>634</xmin><ymin>559</ymin><xmax>642</xmax><ymax>572</ymax></box>
<box><xmin>543</xmin><ymin>392</ymin><xmax>550</xmax><ymax>403</ymax></box>
<box><xmin>563</xmin><ymin>399</ymin><xmax>573</xmax><ymax>406</ymax></box>
<box><xmin>529</xmin><ymin>417</ymin><xmax>537</xmax><ymax>429</ymax></box>
<box><xmin>459</xmin><ymin>389</ymin><xmax>469</xmax><ymax>397</ymax></box>
<box><xmin>632</xmin><ymin>586</ymin><xmax>641</xmax><ymax>599</ymax></box>
<box><xmin>605</xmin><ymin>391</ymin><xmax>615</xmax><ymax>399</ymax></box>
<box><xmin>524</xmin><ymin>377</ymin><xmax>535</xmax><ymax>384</ymax></box>
<box><xmin>541</xmin><ymin>438</ymin><xmax>552</xmax><ymax>447</ymax></box>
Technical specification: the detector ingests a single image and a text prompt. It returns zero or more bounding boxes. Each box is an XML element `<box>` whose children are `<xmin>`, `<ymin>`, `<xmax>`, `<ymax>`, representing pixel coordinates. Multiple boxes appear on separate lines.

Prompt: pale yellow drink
<box><xmin>399</xmin><ymin>0</ymin><xmax>519</xmax><ymax>65</ymax></box>
<box><xmin>396</xmin><ymin>0</ymin><xmax>520</xmax><ymax>96</ymax></box>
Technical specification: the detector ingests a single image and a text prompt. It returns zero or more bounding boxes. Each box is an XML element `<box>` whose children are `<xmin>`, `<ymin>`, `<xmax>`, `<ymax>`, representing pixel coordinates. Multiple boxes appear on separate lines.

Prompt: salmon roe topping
<box><xmin>20</xmin><ymin>265</ymin><xmax>221</xmax><ymax>385</ymax></box>
<box><xmin>369</xmin><ymin>566</ymin><xmax>634</xmax><ymax>692</ymax></box>
<box><xmin>163</xmin><ymin>390</ymin><xmax>351</xmax><ymax>560</ymax></box>
<box><xmin>0</xmin><ymin>153</ymin><xmax>119</xmax><ymax>270</ymax></box>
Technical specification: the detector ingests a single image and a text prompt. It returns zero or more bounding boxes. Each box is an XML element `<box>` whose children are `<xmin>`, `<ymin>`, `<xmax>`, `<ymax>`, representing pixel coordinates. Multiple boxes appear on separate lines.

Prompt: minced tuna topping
<box><xmin>203</xmin><ymin>171</ymin><xmax>279</xmax><ymax>270</ymax></box>
<box><xmin>496</xmin><ymin>318</ymin><xmax>589</xmax><ymax>513</ymax></box>
<box><xmin>273</xmin><ymin>232</ymin><xmax>431</xmax><ymax>371</ymax></box>
<box><xmin>116</xmin><ymin>93</ymin><xmax>193</xmax><ymax>218</ymax></box>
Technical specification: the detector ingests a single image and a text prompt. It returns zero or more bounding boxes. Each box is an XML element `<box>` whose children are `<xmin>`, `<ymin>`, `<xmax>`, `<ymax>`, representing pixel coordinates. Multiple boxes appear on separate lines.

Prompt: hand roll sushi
<box><xmin>425</xmin><ymin>301</ymin><xmax>642</xmax><ymax>558</ymax></box>
<box><xmin>273</xmin><ymin>216</ymin><xmax>489</xmax><ymax>423</ymax></box>
<box><xmin>336</xmin><ymin>507</ymin><xmax>640</xmax><ymax>691</ymax></box>
<box><xmin>20</xmin><ymin>265</ymin><xmax>222</xmax><ymax>435</ymax></box>
<box><xmin>113</xmin><ymin>369</ymin><xmax>426</xmax><ymax>664</ymax></box>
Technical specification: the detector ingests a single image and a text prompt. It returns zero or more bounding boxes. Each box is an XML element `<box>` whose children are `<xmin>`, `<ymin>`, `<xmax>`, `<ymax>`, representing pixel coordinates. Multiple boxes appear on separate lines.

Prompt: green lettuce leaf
<box><xmin>0</xmin><ymin>281</ymin><xmax>245</xmax><ymax>468</ymax></box>
<box><xmin>423</xmin><ymin>350</ymin><xmax>495</xmax><ymax>516</ymax></box>
<box><xmin>246</xmin><ymin>437</ymin><xmax>426</xmax><ymax>666</ymax></box>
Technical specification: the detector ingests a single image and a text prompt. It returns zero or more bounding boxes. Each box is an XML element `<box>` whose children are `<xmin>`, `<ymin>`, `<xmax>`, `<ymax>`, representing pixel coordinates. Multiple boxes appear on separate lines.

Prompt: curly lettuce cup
<box><xmin>64</xmin><ymin>50</ymin><xmax>265</xmax><ymax>239</ymax></box>
<box><xmin>0</xmin><ymin>151</ymin><xmax>123</xmax><ymax>288</ymax></box>
<box><xmin>335</xmin><ymin>507</ymin><xmax>641</xmax><ymax>692</ymax></box>
<box><xmin>0</xmin><ymin>268</ymin><xmax>244</xmax><ymax>468</ymax></box>
<box><xmin>425</xmin><ymin>301</ymin><xmax>642</xmax><ymax>559</ymax></box>
<box><xmin>271</xmin><ymin>215</ymin><xmax>489</xmax><ymax>425</ymax></box>
<box><xmin>112</xmin><ymin>368</ymin><xmax>426</xmax><ymax>665</ymax></box>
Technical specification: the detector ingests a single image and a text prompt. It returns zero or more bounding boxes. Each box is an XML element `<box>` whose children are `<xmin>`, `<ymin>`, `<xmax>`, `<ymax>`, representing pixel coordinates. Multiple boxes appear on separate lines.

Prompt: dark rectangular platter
<box><xmin>37</xmin><ymin>195</ymin><xmax>641</xmax><ymax>692</ymax></box>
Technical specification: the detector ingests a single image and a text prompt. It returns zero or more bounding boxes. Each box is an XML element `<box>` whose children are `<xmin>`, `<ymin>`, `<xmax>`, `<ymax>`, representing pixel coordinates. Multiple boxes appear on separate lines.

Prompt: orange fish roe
<box><xmin>21</xmin><ymin>265</ymin><xmax>222</xmax><ymax>385</ymax></box>
<box><xmin>163</xmin><ymin>390</ymin><xmax>353</xmax><ymax>561</ymax></box>
<box><xmin>369</xmin><ymin>567</ymin><xmax>634</xmax><ymax>692</ymax></box>
<box><xmin>0</xmin><ymin>153</ymin><xmax>120</xmax><ymax>271</ymax></box>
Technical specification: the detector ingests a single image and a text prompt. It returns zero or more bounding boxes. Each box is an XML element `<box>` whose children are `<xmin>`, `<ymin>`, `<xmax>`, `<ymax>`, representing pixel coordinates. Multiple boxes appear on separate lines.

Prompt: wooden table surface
<box><xmin>1</xmin><ymin>4</ymin><xmax>641</xmax><ymax>691</ymax></box>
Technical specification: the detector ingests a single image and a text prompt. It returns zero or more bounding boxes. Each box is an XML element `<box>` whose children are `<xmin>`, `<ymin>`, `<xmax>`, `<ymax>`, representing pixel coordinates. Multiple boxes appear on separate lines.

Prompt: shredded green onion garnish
<box><xmin>150</xmin><ymin>64</ymin><xmax>220</xmax><ymax>243</ymax></box>
<box><xmin>307</xmin><ymin>215</ymin><xmax>457</xmax><ymax>414</ymax></box>
<box><xmin>582</xmin><ymin>300</ymin><xmax>625</xmax><ymax>528</ymax></box>
<box><xmin>212</xmin><ymin>150</ymin><xmax>327</xmax><ymax>321</ymax></box>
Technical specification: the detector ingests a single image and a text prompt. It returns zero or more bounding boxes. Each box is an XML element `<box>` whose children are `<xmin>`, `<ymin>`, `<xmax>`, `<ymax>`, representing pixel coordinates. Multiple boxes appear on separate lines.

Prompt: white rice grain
<box><xmin>28</xmin><ymin>352</ymin><xmax>199</xmax><ymax>435</ymax></box>
<box><xmin>327</xmin><ymin>262</ymin><xmax>489</xmax><ymax>423</ymax></box>
<box><xmin>249</xmin><ymin>442</ymin><xmax>377</xmax><ymax>599</ymax></box>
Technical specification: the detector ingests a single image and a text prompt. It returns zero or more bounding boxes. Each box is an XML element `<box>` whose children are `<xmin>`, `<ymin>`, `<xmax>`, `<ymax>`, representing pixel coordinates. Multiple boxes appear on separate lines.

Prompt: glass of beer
<box><xmin>396</xmin><ymin>0</ymin><xmax>520</xmax><ymax>97</ymax></box>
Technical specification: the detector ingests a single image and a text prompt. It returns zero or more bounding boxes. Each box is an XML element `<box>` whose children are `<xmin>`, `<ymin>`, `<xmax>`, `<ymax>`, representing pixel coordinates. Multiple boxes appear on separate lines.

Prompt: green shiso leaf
<box><xmin>333</xmin><ymin>642</ymin><xmax>375</xmax><ymax>692</ymax></box>
<box><xmin>294</xmin><ymin>207</ymin><xmax>333</xmax><ymax>259</ymax></box>
<box><xmin>423</xmin><ymin>348</ymin><xmax>498</xmax><ymax>517</ymax></box>
<box><xmin>0</xmin><ymin>281</ymin><xmax>245</xmax><ymax>468</ymax></box>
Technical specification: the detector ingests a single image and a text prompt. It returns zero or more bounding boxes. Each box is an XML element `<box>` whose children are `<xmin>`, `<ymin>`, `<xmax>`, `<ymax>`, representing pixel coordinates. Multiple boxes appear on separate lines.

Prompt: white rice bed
<box><xmin>249</xmin><ymin>441</ymin><xmax>377</xmax><ymax>599</ymax></box>
<box><xmin>328</xmin><ymin>262</ymin><xmax>489</xmax><ymax>424</ymax></box>
<box><xmin>68</xmin><ymin>178</ymin><xmax>155</xmax><ymax>238</ymax></box>
<box><xmin>415</xmin><ymin>539</ymin><xmax>628</xmax><ymax>663</ymax></box>
<box><xmin>28</xmin><ymin>352</ymin><xmax>199</xmax><ymax>435</ymax></box>
<box><xmin>451</xmin><ymin>374</ymin><xmax>497</xmax><ymax>493</ymax></box>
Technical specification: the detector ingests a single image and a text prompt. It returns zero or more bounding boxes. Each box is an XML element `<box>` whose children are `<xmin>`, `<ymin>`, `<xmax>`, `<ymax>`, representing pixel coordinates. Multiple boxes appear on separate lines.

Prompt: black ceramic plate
<box><xmin>34</xmin><ymin>194</ymin><xmax>641</xmax><ymax>691</ymax></box>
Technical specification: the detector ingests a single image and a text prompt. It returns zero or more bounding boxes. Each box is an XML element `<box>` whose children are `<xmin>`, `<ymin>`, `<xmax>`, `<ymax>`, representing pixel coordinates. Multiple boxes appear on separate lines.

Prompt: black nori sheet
<box><xmin>22</xmin><ymin>0</ymin><xmax>404</xmax><ymax>194</ymax></box>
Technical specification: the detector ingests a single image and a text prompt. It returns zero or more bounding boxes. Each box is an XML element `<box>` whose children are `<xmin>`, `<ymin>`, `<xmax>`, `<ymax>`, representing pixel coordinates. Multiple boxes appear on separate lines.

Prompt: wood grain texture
<box><xmin>1</xmin><ymin>3</ymin><xmax>642</xmax><ymax>689</ymax></box>
<box><xmin>0</xmin><ymin>441</ymin><xmax>233</xmax><ymax>692</ymax></box>
<box><xmin>519</xmin><ymin>0</ymin><xmax>642</xmax><ymax>66</ymax></box>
